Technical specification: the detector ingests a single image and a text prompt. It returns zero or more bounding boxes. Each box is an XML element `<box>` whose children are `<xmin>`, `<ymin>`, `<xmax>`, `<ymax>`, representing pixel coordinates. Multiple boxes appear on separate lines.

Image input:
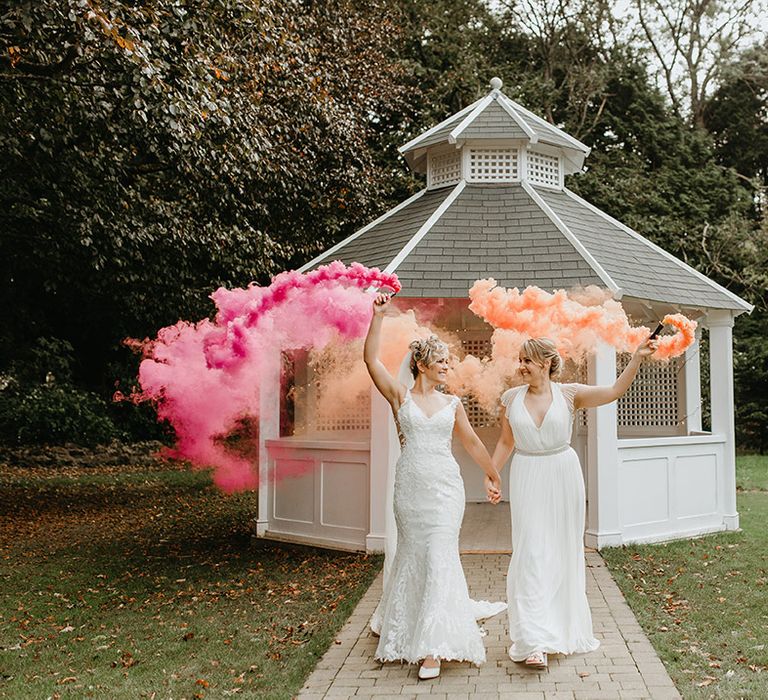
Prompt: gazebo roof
<box><xmin>300</xmin><ymin>181</ymin><xmax>751</xmax><ymax>312</ymax></box>
<box><xmin>399</xmin><ymin>84</ymin><xmax>590</xmax><ymax>175</ymax></box>
<box><xmin>300</xmin><ymin>80</ymin><xmax>752</xmax><ymax>314</ymax></box>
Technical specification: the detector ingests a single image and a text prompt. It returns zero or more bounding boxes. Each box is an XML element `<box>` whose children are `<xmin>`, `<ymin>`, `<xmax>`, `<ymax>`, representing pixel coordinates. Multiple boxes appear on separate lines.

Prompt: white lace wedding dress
<box><xmin>370</xmin><ymin>390</ymin><xmax>506</xmax><ymax>664</ymax></box>
<box><xmin>501</xmin><ymin>382</ymin><xmax>600</xmax><ymax>661</ymax></box>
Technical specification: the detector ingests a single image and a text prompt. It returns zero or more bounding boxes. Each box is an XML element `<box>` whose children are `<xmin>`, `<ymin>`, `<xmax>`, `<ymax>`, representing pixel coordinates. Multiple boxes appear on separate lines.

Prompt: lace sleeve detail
<box><xmin>559</xmin><ymin>383</ymin><xmax>587</xmax><ymax>414</ymax></box>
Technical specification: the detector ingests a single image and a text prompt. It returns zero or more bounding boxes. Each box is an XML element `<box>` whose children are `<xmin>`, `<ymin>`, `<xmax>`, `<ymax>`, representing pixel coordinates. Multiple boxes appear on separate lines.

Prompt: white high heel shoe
<box><xmin>418</xmin><ymin>658</ymin><xmax>441</xmax><ymax>680</ymax></box>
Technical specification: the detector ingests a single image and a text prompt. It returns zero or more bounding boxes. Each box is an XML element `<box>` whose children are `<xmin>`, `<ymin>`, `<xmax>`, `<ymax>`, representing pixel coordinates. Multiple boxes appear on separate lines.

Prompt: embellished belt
<box><xmin>515</xmin><ymin>445</ymin><xmax>571</xmax><ymax>457</ymax></box>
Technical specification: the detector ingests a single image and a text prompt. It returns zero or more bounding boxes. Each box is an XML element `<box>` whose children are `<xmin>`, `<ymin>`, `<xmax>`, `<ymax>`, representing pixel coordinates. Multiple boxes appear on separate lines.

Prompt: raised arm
<box><xmin>574</xmin><ymin>338</ymin><xmax>658</xmax><ymax>410</ymax></box>
<box><xmin>363</xmin><ymin>293</ymin><xmax>406</xmax><ymax>411</ymax></box>
<box><xmin>491</xmin><ymin>409</ymin><xmax>515</xmax><ymax>474</ymax></box>
<box><xmin>453</xmin><ymin>401</ymin><xmax>501</xmax><ymax>504</ymax></box>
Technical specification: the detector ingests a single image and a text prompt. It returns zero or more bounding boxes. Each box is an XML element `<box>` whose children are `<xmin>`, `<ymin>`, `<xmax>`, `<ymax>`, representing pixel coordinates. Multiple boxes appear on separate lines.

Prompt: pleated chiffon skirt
<box><xmin>506</xmin><ymin>449</ymin><xmax>600</xmax><ymax>661</ymax></box>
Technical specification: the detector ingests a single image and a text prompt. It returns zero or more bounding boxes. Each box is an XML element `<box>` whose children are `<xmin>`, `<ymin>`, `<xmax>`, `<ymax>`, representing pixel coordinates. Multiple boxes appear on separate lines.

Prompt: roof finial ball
<box><xmin>489</xmin><ymin>76</ymin><xmax>503</xmax><ymax>91</ymax></box>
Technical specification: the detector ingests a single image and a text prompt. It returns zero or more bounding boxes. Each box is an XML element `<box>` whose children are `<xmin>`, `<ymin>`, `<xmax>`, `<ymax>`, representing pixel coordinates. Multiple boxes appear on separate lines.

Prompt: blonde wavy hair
<box><xmin>520</xmin><ymin>337</ymin><xmax>563</xmax><ymax>378</ymax></box>
<box><xmin>409</xmin><ymin>335</ymin><xmax>449</xmax><ymax>379</ymax></box>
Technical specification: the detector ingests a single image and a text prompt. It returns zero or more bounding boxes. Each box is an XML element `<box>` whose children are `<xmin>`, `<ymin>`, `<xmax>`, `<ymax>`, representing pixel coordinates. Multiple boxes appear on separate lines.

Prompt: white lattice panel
<box><xmin>468</xmin><ymin>148</ymin><xmax>518</xmax><ymax>182</ymax></box>
<box><xmin>314</xmin><ymin>388</ymin><xmax>371</xmax><ymax>433</ymax></box>
<box><xmin>527</xmin><ymin>150</ymin><xmax>560</xmax><ymax>187</ymax></box>
<box><xmin>428</xmin><ymin>151</ymin><xmax>462</xmax><ymax>188</ymax></box>
<box><xmin>616</xmin><ymin>354</ymin><xmax>681</xmax><ymax>432</ymax></box>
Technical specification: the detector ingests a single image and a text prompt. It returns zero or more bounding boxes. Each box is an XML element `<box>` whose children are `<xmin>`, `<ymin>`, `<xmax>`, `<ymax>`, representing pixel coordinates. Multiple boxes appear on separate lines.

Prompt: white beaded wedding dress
<box><xmin>501</xmin><ymin>382</ymin><xmax>600</xmax><ymax>661</ymax></box>
<box><xmin>370</xmin><ymin>389</ymin><xmax>506</xmax><ymax>664</ymax></box>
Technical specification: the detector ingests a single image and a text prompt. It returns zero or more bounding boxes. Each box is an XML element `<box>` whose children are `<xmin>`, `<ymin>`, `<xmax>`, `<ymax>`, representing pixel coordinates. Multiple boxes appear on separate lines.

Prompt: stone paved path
<box><xmin>298</xmin><ymin>552</ymin><xmax>681</xmax><ymax>699</ymax></box>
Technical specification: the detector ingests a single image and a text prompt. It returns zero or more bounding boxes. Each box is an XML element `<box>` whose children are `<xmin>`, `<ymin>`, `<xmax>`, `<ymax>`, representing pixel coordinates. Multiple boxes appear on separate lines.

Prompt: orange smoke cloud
<box><xmin>445</xmin><ymin>329</ymin><xmax>527</xmax><ymax>411</ymax></box>
<box><xmin>449</xmin><ymin>281</ymin><xmax>698</xmax><ymax>411</ymax></box>
<box><xmin>467</xmin><ymin>279</ymin><xmax>697</xmax><ymax>358</ymax></box>
<box><xmin>468</xmin><ymin>280</ymin><xmax>644</xmax><ymax>355</ymax></box>
<box><xmin>654</xmin><ymin>314</ymin><xmax>697</xmax><ymax>360</ymax></box>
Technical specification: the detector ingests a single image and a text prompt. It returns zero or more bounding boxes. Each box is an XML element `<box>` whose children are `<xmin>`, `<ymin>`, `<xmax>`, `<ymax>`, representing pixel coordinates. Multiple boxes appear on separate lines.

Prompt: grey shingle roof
<box><xmin>401</xmin><ymin>92</ymin><xmax>589</xmax><ymax>157</ymax></box>
<box><xmin>458</xmin><ymin>100</ymin><xmax>529</xmax><ymax>141</ymax></box>
<box><xmin>412</xmin><ymin>111</ymin><xmax>468</xmax><ymax>150</ymax></box>
<box><xmin>536</xmin><ymin>187</ymin><xmax>747</xmax><ymax>311</ymax></box>
<box><xmin>304</xmin><ymin>182</ymin><xmax>749</xmax><ymax>311</ymax></box>
<box><xmin>393</xmin><ymin>185</ymin><xmax>601</xmax><ymax>296</ymax></box>
<box><xmin>504</xmin><ymin>98</ymin><xmax>585</xmax><ymax>152</ymax></box>
<box><xmin>309</xmin><ymin>188</ymin><xmax>450</xmax><ymax>271</ymax></box>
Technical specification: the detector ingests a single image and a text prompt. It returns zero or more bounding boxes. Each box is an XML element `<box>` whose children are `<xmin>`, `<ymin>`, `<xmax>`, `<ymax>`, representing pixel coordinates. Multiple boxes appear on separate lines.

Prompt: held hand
<box><xmin>485</xmin><ymin>473</ymin><xmax>502</xmax><ymax>505</ymax></box>
<box><xmin>372</xmin><ymin>293</ymin><xmax>391</xmax><ymax>316</ymax></box>
<box><xmin>633</xmin><ymin>336</ymin><xmax>658</xmax><ymax>360</ymax></box>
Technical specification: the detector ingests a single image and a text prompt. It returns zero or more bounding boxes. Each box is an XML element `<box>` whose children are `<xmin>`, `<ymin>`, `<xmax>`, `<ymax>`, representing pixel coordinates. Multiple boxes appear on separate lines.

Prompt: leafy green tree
<box><xmin>704</xmin><ymin>42</ymin><xmax>768</xmax><ymax>189</ymax></box>
<box><xmin>0</xmin><ymin>0</ymin><xmax>407</xmax><ymax>385</ymax></box>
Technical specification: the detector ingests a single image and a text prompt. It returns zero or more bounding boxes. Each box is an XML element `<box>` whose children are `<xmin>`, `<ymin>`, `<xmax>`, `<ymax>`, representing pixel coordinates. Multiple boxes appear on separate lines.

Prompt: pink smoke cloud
<box><xmin>130</xmin><ymin>263</ymin><xmax>400</xmax><ymax>492</ymax></box>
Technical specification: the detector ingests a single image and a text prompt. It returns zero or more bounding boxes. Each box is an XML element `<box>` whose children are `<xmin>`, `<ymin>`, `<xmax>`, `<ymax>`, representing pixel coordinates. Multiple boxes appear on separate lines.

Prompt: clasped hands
<box><xmin>485</xmin><ymin>472</ymin><xmax>502</xmax><ymax>505</ymax></box>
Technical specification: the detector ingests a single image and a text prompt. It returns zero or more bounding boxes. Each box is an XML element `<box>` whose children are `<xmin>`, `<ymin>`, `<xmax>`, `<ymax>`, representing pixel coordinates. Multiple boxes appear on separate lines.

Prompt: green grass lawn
<box><xmin>0</xmin><ymin>457</ymin><xmax>382</xmax><ymax>699</ymax></box>
<box><xmin>735</xmin><ymin>453</ymin><xmax>768</xmax><ymax>491</ymax></box>
<box><xmin>603</xmin><ymin>455</ymin><xmax>768</xmax><ymax>699</ymax></box>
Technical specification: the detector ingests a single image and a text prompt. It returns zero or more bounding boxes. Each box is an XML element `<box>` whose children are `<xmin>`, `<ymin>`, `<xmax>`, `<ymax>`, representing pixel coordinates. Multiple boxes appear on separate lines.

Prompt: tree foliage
<box><xmin>633</xmin><ymin>0</ymin><xmax>766</xmax><ymax>128</ymax></box>
<box><xmin>0</xmin><ymin>0</ymin><xmax>407</xmax><ymax>380</ymax></box>
<box><xmin>704</xmin><ymin>41</ymin><xmax>768</xmax><ymax>187</ymax></box>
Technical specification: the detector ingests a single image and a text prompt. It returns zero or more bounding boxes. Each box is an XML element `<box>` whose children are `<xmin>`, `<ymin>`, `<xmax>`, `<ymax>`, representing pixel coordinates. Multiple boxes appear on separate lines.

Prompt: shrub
<box><xmin>2</xmin><ymin>383</ymin><xmax>119</xmax><ymax>447</ymax></box>
<box><xmin>12</xmin><ymin>337</ymin><xmax>76</xmax><ymax>385</ymax></box>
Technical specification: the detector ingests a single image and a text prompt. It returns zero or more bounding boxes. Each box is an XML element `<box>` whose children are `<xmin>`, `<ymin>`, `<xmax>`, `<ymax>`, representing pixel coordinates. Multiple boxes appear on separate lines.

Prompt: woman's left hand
<box><xmin>633</xmin><ymin>337</ymin><xmax>658</xmax><ymax>359</ymax></box>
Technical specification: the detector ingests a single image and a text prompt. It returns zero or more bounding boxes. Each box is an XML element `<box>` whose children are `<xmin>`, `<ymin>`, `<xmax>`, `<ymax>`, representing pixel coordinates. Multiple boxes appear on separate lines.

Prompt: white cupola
<box><xmin>399</xmin><ymin>78</ymin><xmax>590</xmax><ymax>191</ymax></box>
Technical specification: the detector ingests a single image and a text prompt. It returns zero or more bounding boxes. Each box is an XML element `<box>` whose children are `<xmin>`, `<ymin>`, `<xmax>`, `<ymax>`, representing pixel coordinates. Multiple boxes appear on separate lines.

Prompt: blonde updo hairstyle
<box><xmin>520</xmin><ymin>337</ymin><xmax>562</xmax><ymax>378</ymax></box>
<box><xmin>409</xmin><ymin>335</ymin><xmax>449</xmax><ymax>379</ymax></box>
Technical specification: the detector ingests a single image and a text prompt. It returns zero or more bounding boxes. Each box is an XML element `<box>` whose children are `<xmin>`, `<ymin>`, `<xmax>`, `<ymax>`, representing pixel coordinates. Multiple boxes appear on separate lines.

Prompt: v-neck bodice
<box><xmin>502</xmin><ymin>383</ymin><xmax>575</xmax><ymax>453</ymax></box>
<box><xmin>396</xmin><ymin>390</ymin><xmax>459</xmax><ymax>458</ymax></box>
<box><xmin>522</xmin><ymin>386</ymin><xmax>555</xmax><ymax>430</ymax></box>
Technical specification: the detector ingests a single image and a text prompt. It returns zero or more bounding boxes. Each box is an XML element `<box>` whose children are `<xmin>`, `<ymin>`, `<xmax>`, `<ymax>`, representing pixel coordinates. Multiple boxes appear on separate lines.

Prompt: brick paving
<box><xmin>297</xmin><ymin>552</ymin><xmax>681</xmax><ymax>699</ymax></box>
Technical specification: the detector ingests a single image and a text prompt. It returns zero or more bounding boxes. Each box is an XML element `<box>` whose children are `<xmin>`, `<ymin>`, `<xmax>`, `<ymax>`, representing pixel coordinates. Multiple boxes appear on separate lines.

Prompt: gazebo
<box><xmin>255</xmin><ymin>78</ymin><xmax>752</xmax><ymax>552</ymax></box>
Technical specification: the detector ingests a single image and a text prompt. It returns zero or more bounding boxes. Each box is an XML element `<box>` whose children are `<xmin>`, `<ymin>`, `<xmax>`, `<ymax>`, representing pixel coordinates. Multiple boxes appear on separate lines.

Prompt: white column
<box><xmin>256</xmin><ymin>353</ymin><xmax>281</xmax><ymax>537</ymax></box>
<box><xmin>585</xmin><ymin>342</ymin><xmax>622</xmax><ymax>549</ymax></box>
<box><xmin>707</xmin><ymin>310</ymin><xmax>739</xmax><ymax>530</ymax></box>
<box><xmin>684</xmin><ymin>326</ymin><xmax>703</xmax><ymax>433</ymax></box>
<box><xmin>367</xmin><ymin>389</ymin><xmax>399</xmax><ymax>552</ymax></box>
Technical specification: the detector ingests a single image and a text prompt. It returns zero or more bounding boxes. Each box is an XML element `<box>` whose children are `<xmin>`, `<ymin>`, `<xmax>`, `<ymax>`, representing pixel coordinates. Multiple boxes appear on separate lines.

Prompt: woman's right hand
<box><xmin>373</xmin><ymin>293</ymin><xmax>391</xmax><ymax>315</ymax></box>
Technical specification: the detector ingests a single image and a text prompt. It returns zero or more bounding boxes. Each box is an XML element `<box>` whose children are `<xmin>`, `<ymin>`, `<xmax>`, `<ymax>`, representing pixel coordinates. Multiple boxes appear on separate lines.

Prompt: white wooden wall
<box><xmin>264</xmin><ymin>438</ymin><xmax>370</xmax><ymax>551</ymax></box>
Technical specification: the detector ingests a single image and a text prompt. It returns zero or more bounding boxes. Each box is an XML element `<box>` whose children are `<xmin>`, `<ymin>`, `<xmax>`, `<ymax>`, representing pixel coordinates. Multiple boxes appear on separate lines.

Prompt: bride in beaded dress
<box><xmin>492</xmin><ymin>337</ymin><xmax>657</xmax><ymax>670</ymax></box>
<box><xmin>363</xmin><ymin>293</ymin><xmax>506</xmax><ymax>680</ymax></box>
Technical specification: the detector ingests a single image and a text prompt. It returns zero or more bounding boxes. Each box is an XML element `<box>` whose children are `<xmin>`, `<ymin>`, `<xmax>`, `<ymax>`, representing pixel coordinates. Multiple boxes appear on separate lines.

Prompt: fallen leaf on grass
<box><xmin>696</xmin><ymin>676</ymin><xmax>718</xmax><ymax>687</ymax></box>
<box><xmin>57</xmin><ymin>676</ymin><xmax>77</xmax><ymax>684</ymax></box>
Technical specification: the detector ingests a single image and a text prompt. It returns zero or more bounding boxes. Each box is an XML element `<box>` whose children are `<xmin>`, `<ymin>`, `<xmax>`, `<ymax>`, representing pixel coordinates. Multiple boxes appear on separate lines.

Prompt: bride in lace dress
<box><xmin>492</xmin><ymin>337</ymin><xmax>657</xmax><ymax>669</ymax></box>
<box><xmin>364</xmin><ymin>293</ymin><xmax>506</xmax><ymax>679</ymax></box>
